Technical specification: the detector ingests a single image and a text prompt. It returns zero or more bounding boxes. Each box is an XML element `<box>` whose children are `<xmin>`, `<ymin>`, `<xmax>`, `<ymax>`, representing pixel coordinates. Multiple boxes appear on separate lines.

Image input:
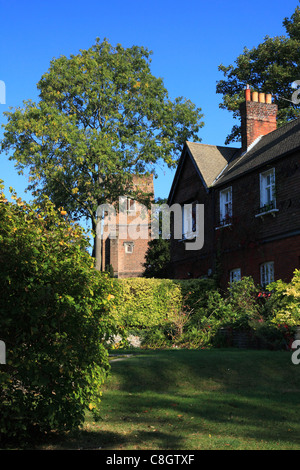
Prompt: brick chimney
<box><xmin>240</xmin><ymin>85</ymin><xmax>277</xmax><ymax>151</ymax></box>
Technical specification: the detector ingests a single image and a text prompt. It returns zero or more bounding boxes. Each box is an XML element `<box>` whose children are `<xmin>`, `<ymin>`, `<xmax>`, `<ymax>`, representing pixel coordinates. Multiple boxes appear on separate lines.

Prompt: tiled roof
<box><xmin>169</xmin><ymin>117</ymin><xmax>300</xmax><ymax>203</ymax></box>
<box><xmin>186</xmin><ymin>142</ymin><xmax>238</xmax><ymax>187</ymax></box>
<box><xmin>213</xmin><ymin>117</ymin><xmax>300</xmax><ymax>187</ymax></box>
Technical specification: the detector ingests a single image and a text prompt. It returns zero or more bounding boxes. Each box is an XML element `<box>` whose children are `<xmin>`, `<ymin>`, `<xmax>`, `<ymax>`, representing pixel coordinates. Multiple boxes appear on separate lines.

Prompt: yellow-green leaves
<box><xmin>0</xmin><ymin>191</ymin><xmax>115</xmax><ymax>439</ymax></box>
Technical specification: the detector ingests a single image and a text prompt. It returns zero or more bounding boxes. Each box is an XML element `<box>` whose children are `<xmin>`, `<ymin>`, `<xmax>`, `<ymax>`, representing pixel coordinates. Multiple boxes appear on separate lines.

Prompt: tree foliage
<box><xmin>1</xmin><ymin>38</ymin><xmax>204</xmax><ymax>267</ymax></box>
<box><xmin>268</xmin><ymin>269</ymin><xmax>300</xmax><ymax>326</ymax></box>
<box><xmin>142</xmin><ymin>198</ymin><xmax>171</xmax><ymax>278</ymax></box>
<box><xmin>143</xmin><ymin>237</ymin><xmax>171</xmax><ymax>279</ymax></box>
<box><xmin>216</xmin><ymin>5</ymin><xmax>300</xmax><ymax>144</ymax></box>
<box><xmin>0</xmin><ymin>184</ymin><xmax>115</xmax><ymax>442</ymax></box>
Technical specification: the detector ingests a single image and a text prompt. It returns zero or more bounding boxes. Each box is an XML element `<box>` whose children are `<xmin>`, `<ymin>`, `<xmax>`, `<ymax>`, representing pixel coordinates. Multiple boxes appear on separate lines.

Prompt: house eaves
<box><xmin>168</xmin><ymin>141</ymin><xmax>238</xmax><ymax>204</ymax></box>
<box><xmin>213</xmin><ymin>117</ymin><xmax>300</xmax><ymax>188</ymax></box>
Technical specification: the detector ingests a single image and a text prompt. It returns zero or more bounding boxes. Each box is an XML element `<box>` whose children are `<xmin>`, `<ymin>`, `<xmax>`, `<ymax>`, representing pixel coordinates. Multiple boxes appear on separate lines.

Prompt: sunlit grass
<box><xmin>41</xmin><ymin>349</ymin><xmax>300</xmax><ymax>450</ymax></box>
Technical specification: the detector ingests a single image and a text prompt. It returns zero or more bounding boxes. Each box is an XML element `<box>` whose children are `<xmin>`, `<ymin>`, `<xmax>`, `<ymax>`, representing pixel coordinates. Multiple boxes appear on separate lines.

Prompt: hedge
<box><xmin>109</xmin><ymin>277</ymin><xmax>217</xmax><ymax>330</ymax></box>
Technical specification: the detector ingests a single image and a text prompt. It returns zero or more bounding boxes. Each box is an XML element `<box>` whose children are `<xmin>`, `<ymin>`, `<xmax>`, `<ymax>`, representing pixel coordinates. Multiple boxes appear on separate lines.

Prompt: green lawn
<box><xmin>41</xmin><ymin>348</ymin><xmax>300</xmax><ymax>450</ymax></box>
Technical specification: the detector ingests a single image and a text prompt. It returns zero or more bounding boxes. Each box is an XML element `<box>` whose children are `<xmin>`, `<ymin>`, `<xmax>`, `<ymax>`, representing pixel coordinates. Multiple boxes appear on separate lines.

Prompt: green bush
<box><xmin>109</xmin><ymin>274</ymin><xmax>298</xmax><ymax>351</ymax></box>
<box><xmin>178</xmin><ymin>326</ymin><xmax>212</xmax><ymax>349</ymax></box>
<box><xmin>180</xmin><ymin>277</ymin><xmax>295</xmax><ymax>350</ymax></box>
<box><xmin>0</xmin><ymin>189</ymin><xmax>115</xmax><ymax>442</ymax></box>
<box><xmin>249</xmin><ymin>320</ymin><xmax>294</xmax><ymax>350</ymax></box>
<box><xmin>109</xmin><ymin>277</ymin><xmax>217</xmax><ymax>332</ymax></box>
<box><xmin>267</xmin><ymin>270</ymin><xmax>300</xmax><ymax>327</ymax></box>
<box><xmin>141</xmin><ymin>327</ymin><xmax>171</xmax><ymax>349</ymax></box>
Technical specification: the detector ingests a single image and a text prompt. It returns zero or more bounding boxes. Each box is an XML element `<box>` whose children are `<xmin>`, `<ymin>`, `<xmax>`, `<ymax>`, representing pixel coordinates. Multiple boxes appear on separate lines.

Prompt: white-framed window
<box><xmin>230</xmin><ymin>268</ymin><xmax>241</xmax><ymax>284</ymax></box>
<box><xmin>260</xmin><ymin>261</ymin><xmax>274</xmax><ymax>287</ymax></box>
<box><xmin>124</xmin><ymin>242</ymin><xmax>134</xmax><ymax>254</ymax></box>
<box><xmin>220</xmin><ymin>187</ymin><xmax>232</xmax><ymax>225</ymax></box>
<box><xmin>182</xmin><ymin>201</ymin><xmax>197</xmax><ymax>239</ymax></box>
<box><xmin>260</xmin><ymin>168</ymin><xmax>275</xmax><ymax>209</ymax></box>
<box><xmin>127</xmin><ymin>198</ymin><xmax>136</xmax><ymax>214</ymax></box>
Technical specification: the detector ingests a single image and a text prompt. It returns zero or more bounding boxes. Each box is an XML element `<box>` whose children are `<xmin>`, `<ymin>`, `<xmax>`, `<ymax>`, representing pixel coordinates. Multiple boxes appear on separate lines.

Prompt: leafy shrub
<box><xmin>109</xmin><ymin>274</ymin><xmax>299</xmax><ymax>351</ymax></box>
<box><xmin>0</xmin><ymin>189</ymin><xmax>115</xmax><ymax>442</ymax></box>
<box><xmin>141</xmin><ymin>327</ymin><xmax>171</xmax><ymax>349</ymax></box>
<box><xmin>178</xmin><ymin>326</ymin><xmax>213</xmax><ymax>349</ymax></box>
<box><xmin>249</xmin><ymin>320</ymin><xmax>294</xmax><ymax>350</ymax></box>
<box><xmin>267</xmin><ymin>270</ymin><xmax>300</xmax><ymax>327</ymax></box>
<box><xmin>109</xmin><ymin>277</ymin><xmax>217</xmax><ymax>331</ymax></box>
<box><xmin>225</xmin><ymin>277</ymin><xmax>261</xmax><ymax>328</ymax></box>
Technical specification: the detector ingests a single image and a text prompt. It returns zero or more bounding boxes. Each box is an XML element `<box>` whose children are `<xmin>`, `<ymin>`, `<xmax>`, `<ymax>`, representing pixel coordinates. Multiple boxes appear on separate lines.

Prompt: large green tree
<box><xmin>1</xmin><ymin>38</ymin><xmax>204</xmax><ymax>269</ymax></box>
<box><xmin>216</xmin><ymin>4</ymin><xmax>300</xmax><ymax>144</ymax></box>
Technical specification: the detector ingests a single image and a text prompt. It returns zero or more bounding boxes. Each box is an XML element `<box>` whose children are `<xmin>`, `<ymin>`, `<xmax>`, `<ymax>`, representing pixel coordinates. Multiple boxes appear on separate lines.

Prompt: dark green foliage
<box><xmin>119</xmin><ymin>276</ymin><xmax>298</xmax><ymax>351</ymax></box>
<box><xmin>143</xmin><ymin>238</ymin><xmax>171</xmax><ymax>278</ymax></box>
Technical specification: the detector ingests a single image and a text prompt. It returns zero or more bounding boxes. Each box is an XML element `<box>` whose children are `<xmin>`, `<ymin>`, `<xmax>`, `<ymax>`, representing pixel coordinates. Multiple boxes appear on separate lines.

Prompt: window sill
<box><xmin>179</xmin><ymin>234</ymin><xmax>197</xmax><ymax>242</ymax></box>
<box><xmin>215</xmin><ymin>223</ymin><xmax>232</xmax><ymax>230</ymax></box>
<box><xmin>255</xmin><ymin>208</ymin><xmax>279</xmax><ymax>218</ymax></box>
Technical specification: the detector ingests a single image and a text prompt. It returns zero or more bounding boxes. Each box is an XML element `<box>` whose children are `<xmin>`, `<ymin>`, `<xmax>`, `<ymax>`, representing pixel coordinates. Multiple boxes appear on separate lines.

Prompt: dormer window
<box><xmin>219</xmin><ymin>187</ymin><xmax>232</xmax><ymax>226</ymax></box>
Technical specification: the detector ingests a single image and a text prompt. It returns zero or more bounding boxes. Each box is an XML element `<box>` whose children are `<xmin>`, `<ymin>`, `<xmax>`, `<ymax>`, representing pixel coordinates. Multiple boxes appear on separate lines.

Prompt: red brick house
<box><xmin>168</xmin><ymin>88</ymin><xmax>300</xmax><ymax>289</ymax></box>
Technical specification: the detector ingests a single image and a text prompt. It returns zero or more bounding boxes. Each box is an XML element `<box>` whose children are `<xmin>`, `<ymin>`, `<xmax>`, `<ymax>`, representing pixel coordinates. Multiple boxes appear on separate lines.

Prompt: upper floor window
<box><xmin>220</xmin><ymin>187</ymin><xmax>232</xmax><ymax>225</ymax></box>
<box><xmin>260</xmin><ymin>261</ymin><xmax>274</xmax><ymax>287</ymax></box>
<box><xmin>260</xmin><ymin>168</ymin><xmax>275</xmax><ymax>209</ymax></box>
<box><xmin>182</xmin><ymin>201</ymin><xmax>197</xmax><ymax>239</ymax></box>
<box><xmin>127</xmin><ymin>198</ymin><xmax>136</xmax><ymax>214</ymax></box>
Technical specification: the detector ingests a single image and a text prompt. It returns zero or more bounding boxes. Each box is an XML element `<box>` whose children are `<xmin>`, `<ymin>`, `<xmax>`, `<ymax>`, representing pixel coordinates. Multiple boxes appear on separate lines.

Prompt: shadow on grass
<box><xmin>37</xmin><ymin>428</ymin><xmax>182</xmax><ymax>450</ymax></box>
<box><xmin>96</xmin><ymin>349</ymin><xmax>300</xmax><ymax>448</ymax></box>
<box><xmin>30</xmin><ymin>349</ymin><xmax>300</xmax><ymax>450</ymax></box>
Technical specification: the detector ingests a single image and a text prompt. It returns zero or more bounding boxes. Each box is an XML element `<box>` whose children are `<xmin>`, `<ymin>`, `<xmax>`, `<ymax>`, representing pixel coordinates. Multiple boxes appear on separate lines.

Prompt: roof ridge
<box><xmin>211</xmin><ymin>148</ymin><xmax>241</xmax><ymax>186</ymax></box>
<box><xmin>186</xmin><ymin>141</ymin><xmax>238</xmax><ymax>150</ymax></box>
<box><xmin>219</xmin><ymin>135</ymin><xmax>263</xmax><ymax>178</ymax></box>
<box><xmin>261</xmin><ymin>115</ymin><xmax>300</xmax><ymax>140</ymax></box>
<box><xmin>213</xmin><ymin>116</ymin><xmax>300</xmax><ymax>187</ymax></box>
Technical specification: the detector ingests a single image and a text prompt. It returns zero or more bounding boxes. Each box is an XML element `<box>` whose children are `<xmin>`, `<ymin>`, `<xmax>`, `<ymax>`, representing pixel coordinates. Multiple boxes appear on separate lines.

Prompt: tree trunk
<box><xmin>94</xmin><ymin>232</ymin><xmax>102</xmax><ymax>271</ymax></box>
<box><xmin>92</xmin><ymin>218</ymin><xmax>102</xmax><ymax>271</ymax></box>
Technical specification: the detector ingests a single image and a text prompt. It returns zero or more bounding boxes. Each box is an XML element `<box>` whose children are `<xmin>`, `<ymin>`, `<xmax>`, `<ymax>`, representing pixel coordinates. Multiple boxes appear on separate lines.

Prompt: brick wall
<box><xmin>240</xmin><ymin>92</ymin><xmax>277</xmax><ymax>151</ymax></box>
<box><xmin>214</xmin><ymin>150</ymin><xmax>300</xmax><ymax>287</ymax></box>
<box><xmin>170</xmin><ymin>153</ymin><xmax>214</xmax><ymax>279</ymax></box>
<box><xmin>102</xmin><ymin>174</ymin><xmax>154</xmax><ymax>278</ymax></box>
<box><xmin>169</xmin><ymin>149</ymin><xmax>300</xmax><ymax>287</ymax></box>
<box><xmin>219</xmin><ymin>234</ymin><xmax>300</xmax><ymax>287</ymax></box>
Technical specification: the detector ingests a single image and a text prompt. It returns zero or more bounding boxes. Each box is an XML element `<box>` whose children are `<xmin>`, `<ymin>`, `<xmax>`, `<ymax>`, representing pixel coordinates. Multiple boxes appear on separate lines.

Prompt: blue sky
<box><xmin>0</xmin><ymin>0</ymin><xmax>297</xmax><ymax>205</ymax></box>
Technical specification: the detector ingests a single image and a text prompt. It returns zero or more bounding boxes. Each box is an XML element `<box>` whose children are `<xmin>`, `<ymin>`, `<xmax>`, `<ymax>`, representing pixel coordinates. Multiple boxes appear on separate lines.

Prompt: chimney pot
<box><xmin>245</xmin><ymin>87</ymin><xmax>251</xmax><ymax>101</ymax></box>
<box><xmin>239</xmin><ymin>90</ymin><xmax>277</xmax><ymax>151</ymax></box>
<box><xmin>265</xmin><ymin>93</ymin><xmax>272</xmax><ymax>104</ymax></box>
